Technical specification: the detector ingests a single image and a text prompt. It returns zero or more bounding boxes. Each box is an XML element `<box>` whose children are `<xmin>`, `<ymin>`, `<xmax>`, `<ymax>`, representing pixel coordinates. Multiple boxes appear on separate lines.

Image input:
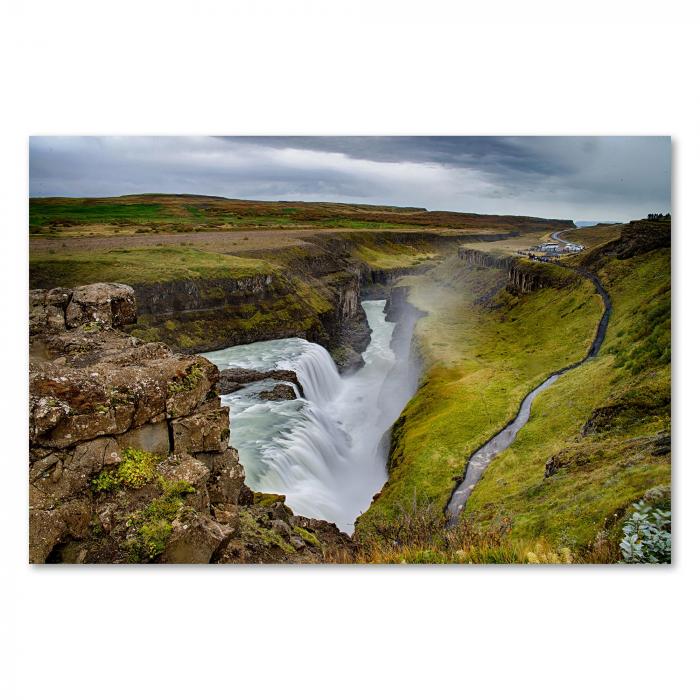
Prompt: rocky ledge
<box><xmin>219</xmin><ymin>367</ymin><xmax>304</xmax><ymax>397</ymax></box>
<box><xmin>29</xmin><ymin>283</ymin><xmax>354</xmax><ymax>564</ymax></box>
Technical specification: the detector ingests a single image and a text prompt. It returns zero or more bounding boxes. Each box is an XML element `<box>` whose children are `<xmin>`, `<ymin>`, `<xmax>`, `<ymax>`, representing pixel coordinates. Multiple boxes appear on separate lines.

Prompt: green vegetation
<box><xmin>29</xmin><ymin>194</ymin><xmax>573</xmax><ymax>236</ymax></box>
<box><xmin>462</xmin><ymin>248</ymin><xmax>670</xmax><ymax>550</ymax></box>
<box><xmin>316</xmin><ymin>218</ymin><xmax>405</xmax><ymax>229</ymax></box>
<box><xmin>293</xmin><ymin>526</ymin><xmax>321</xmax><ymax>549</ymax></box>
<box><xmin>30</xmin><ymin>199</ymin><xmax>169</xmax><ymax>227</ymax></box>
<box><xmin>29</xmin><ymin>246</ymin><xmax>273</xmax><ymax>287</ymax></box>
<box><xmin>356</xmin><ymin>255</ymin><xmax>600</xmax><ymax>540</ymax></box>
<box><xmin>238</xmin><ymin>508</ymin><xmax>295</xmax><ymax>554</ymax></box>
<box><xmin>252</xmin><ymin>492</ymin><xmax>286</xmax><ymax>507</ymax></box>
<box><xmin>353</xmin><ymin>244</ymin><xmax>436</xmax><ymax>270</ymax></box>
<box><xmin>619</xmin><ymin>499</ymin><xmax>671</xmax><ymax>564</ymax></box>
<box><xmin>357</xmin><ymin>233</ymin><xmax>671</xmax><ymax>558</ymax></box>
<box><xmin>93</xmin><ymin>448</ymin><xmax>161</xmax><ymax>492</ymax></box>
<box><xmin>565</xmin><ymin>224</ymin><xmax>625</xmax><ymax>249</ymax></box>
<box><xmin>352</xmin><ymin>496</ymin><xmax>577</xmax><ymax>564</ymax></box>
<box><xmin>124</xmin><ymin>478</ymin><xmax>196</xmax><ymax>562</ymax></box>
<box><xmin>167</xmin><ymin>364</ymin><xmax>204</xmax><ymax>395</ymax></box>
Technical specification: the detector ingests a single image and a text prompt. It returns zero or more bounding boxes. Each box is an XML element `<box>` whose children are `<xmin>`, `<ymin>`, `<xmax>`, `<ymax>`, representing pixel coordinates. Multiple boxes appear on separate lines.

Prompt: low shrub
<box><xmin>619</xmin><ymin>500</ymin><xmax>671</xmax><ymax>564</ymax></box>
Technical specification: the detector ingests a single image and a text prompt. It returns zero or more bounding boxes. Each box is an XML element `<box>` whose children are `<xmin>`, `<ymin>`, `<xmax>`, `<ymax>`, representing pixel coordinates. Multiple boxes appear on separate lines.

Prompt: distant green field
<box><xmin>29</xmin><ymin>197</ymin><xmax>410</xmax><ymax>232</ymax></box>
<box><xmin>29</xmin><ymin>194</ymin><xmax>574</xmax><ymax>235</ymax></box>
<box><xmin>29</xmin><ymin>201</ymin><xmax>170</xmax><ymax>226</ymax></box>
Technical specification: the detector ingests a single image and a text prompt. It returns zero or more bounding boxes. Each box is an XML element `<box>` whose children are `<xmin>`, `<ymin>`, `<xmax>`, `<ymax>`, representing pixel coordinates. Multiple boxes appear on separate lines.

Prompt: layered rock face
<box><xmin>458</xmin><ymin>247</ymin><xmax>575</xmax><ymax>295</ymax></box>
<box><xmin>29</xmin><ymin>283</ymin><xmax>353</xmax><ymax>564</ymax></box>
<box><xmin>126</xmin><ymin>259</ymin><xmax>370</xmax><ymax>373</ymax></box>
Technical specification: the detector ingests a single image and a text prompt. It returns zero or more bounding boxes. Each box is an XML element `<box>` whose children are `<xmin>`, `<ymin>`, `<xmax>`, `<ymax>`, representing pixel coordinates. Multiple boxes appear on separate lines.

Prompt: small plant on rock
<box><xmin>92</xmin><ymin>448</ymin><xmax>160</xmax><ymax>492</ymax></box>
<box><xmin>167</xmin><ymin>364</ymin><xmax>204</xmax><ymax>395</ymax></box>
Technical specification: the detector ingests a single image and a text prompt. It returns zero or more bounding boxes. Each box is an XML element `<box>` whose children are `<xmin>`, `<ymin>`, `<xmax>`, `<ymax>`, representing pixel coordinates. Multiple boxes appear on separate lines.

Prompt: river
<box><xmin>446</xmin><ymin>263</ymin><xmax>612</xmax><ymax>525</ymax></box>
<box><xmin>203</xmin><ymin>300</ymin><xmax>417</xmax><ymax>533</ymax></box>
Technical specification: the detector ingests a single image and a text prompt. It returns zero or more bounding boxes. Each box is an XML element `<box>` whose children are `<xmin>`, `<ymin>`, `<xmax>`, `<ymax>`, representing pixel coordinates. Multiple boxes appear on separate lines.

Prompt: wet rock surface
<box><xmin>257</xmin><ymin>384</ymin><xmax>297</xmax><ymax>401</ymax></box>
<box><xmin>219</xmin><ymin>367</ymin><xmax>303</xmax><ymax>396</ymax></box>
<box><xmin>29</xmin><ymin>283</ymin><xmax>354</xmax><ymax>564</ymax></box>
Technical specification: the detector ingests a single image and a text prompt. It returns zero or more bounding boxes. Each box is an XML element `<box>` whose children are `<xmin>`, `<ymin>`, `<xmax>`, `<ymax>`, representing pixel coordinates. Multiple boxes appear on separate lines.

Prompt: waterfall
<box><xmin>278</xmin><ymin>342</ymin><xmax>342</xmax><ymax>406</ymax></box>
<box><xmin>203</xmin><ymin>300</ymin><xmax>418</xmax><ymax>533</ymax></box>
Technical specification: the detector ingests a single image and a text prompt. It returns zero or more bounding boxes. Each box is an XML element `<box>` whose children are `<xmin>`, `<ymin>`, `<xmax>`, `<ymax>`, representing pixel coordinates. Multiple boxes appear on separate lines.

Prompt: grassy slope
<box><xmin>356</xmin><ymin>256</ymin><xmax>601</xmax><ymax>537</ymax></box>
<box><xmin>565</xmin><ymin>223</ymin><xmax>625</xmax><ymax>248</ymax></box>
<box><xmin>356</xmin><ymin>231</ymin><xmax>670</xmax><ymax>558</ymax></box>
<box><xmin>466</xmin><ymin>248</ymin><xmax>670</xmax><ymax>548</ymax></box>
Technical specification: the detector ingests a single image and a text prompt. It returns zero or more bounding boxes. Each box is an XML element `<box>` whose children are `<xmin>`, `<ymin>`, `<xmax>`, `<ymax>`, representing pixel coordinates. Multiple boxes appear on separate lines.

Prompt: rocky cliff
<box><xmin>125</xmin><ymin>253</ymin><xmax>370</xmax><ymax>373</ymax></box>
<box><xmin>458</xmin><ymin>247</ymin><xmax>577</xmax><ymax>294</ymax></box>
<box><xmin>29</xmin><ymin>283</ymin><xmax>354</xmax><ymax>564</ymax></box>
<box><xmin>124</xmin><ymin>231</ymin><xmax>530</xmax><ymax>370</ymax></box>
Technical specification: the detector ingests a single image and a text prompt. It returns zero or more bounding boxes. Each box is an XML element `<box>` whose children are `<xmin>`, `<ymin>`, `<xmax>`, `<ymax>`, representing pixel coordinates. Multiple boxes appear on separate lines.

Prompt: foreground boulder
<box><xmin>29</xmin><ymin>283</ymin><xmax>354</xmax><ymax>564</ymax></box>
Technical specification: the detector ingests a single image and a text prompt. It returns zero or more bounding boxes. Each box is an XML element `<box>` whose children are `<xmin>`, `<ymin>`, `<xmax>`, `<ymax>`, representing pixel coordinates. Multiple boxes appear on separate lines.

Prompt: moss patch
<box><xmin>293</xmin><ymin>526</ymin><xmax>321</xmax><ymax>549</ymax></box>
<box><xmin>252</xmin><ymin>492</ymin><xmax>286</xmax><ymax>507</ymax></box>
<box><xmin>123</xmin><ymin>478</ymin><xmax>196</xmax><ymax>562</ymax></box>
<box><xmin>167</xmin><ymin>364</ymin><xmax>204</xmax><ymax>395</ymax></box>
<box><xmin>238</xmin><ymin>509</ymin><xmax>295</xmax><ymax>554</ymax></box>
<box><xmin>93</xmin><ymin>448</ymin><xmax>161</xmax><ymax>492</ymax></box>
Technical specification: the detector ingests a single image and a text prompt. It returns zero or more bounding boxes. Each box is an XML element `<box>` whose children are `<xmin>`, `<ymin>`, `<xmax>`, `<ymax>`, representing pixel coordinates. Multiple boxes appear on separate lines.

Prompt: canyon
<box><xmin>27</xmin><ymin>196</ymin><xmax>670</xmax><ymax>563</ymax></box>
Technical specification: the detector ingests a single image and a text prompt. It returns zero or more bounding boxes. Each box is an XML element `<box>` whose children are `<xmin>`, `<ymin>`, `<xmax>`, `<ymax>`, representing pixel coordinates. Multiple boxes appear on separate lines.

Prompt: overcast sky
<box><xmin>29</xmin><ymin>136</ymin><xmax>671</xmax><ymax>222</ymax></box>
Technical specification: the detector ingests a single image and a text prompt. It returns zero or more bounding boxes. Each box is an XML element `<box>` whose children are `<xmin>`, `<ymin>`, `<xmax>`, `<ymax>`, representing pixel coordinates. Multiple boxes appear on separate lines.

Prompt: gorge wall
<box><xmin>127</xmin><ymin>266</ymin><xmax>370</xmax><ymax>372</ymax></box>
<box><xmin>125</xmin><ymin>231</ymin><xmax>533</xmax><ymax>371</ymax></box>
<box><xmin>458</xmin><ymin>247</ymin><xmax>579</xmax><ymax>295</ymax></box>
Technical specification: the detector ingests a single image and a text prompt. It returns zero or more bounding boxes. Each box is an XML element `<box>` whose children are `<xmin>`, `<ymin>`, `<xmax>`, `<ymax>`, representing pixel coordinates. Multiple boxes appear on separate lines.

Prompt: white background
<box><xmin>1</xmin><ymin>2</ymin><xmax>697</xmax><ymax>699</ymax></box>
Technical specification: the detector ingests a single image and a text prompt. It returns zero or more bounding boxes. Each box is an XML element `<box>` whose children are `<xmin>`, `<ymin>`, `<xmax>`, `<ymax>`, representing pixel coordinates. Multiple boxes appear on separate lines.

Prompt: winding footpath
<box><xmin>446</xmin><ymin>231</ymin><xmax>612</xmax><ymax>526</ymax></box>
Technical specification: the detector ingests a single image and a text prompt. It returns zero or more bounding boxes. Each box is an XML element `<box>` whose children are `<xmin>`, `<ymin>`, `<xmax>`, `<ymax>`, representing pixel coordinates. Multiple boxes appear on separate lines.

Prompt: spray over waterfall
<box><xmin>204</xmin><ymin>300</ymin><xmax>419</xmax><ymax>533</ymax></box>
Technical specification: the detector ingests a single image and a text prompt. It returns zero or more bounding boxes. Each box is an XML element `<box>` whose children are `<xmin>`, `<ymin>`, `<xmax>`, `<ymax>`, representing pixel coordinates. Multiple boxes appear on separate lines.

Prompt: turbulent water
<box><xmin>203</xmin><ymin>300</ymin><xmax>416</xmax><ymax>533</ymax></box>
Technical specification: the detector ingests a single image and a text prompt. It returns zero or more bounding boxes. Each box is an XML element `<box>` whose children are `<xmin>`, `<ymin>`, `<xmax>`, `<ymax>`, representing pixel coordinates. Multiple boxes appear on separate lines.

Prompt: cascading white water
<box><xmin>203</xmin><ymin>300</ymin><xmax>415</xmax><ymax>533</ymax></box>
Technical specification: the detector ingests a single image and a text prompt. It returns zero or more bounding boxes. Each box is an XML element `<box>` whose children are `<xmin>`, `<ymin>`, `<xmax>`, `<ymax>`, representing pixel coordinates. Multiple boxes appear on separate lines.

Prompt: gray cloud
<box><xmin>29</xmin><ymin>135</ymin><xmax>671</xmax><ymax>221</ymax></box>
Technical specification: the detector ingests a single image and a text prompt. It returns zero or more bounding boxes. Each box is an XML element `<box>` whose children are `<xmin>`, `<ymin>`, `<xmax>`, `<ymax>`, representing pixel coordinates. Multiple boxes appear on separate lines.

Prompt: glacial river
<box><xmin>203</xmin><ymin>300</ymin><xmax>417</xmax><ymax>533</ymax></box>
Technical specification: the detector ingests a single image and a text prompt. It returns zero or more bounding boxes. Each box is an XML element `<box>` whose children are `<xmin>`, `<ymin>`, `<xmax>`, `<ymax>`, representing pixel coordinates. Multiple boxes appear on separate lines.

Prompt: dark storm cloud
<box><xmin>29</xmin><ymin>135</ymin><xmax>671</xmax><ymax>221</ymax></box>
<box><xmin>217</xmin><ymin>136</ymin><xmax>571</xmax><ymax>176</ymax></box>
